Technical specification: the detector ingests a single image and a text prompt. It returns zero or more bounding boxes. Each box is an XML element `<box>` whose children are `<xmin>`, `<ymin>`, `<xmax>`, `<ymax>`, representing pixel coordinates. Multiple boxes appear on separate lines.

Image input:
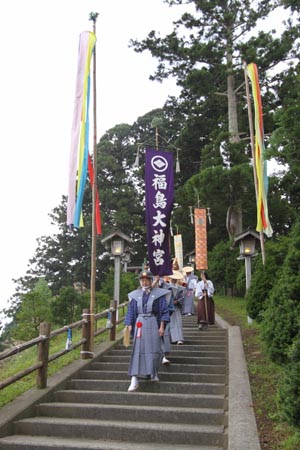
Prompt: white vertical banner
<box><xmin>174</xmin><ymin>234</ymin><xmax>183</xmax><ymax>270</ymax></box>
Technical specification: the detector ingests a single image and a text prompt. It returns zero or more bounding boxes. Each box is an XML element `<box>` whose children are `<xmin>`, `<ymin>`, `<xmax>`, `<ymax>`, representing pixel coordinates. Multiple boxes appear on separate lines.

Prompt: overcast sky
<box><xmin>0</xmin><ymin>0</ymin><xmax>192</xmax><ymax>313</ymax></box>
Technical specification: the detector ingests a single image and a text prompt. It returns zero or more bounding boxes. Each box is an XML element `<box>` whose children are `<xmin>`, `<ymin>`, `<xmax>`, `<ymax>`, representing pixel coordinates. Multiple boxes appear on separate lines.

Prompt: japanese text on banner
<box><xmin>145</xmin><ymin>148</ymin><xmax>174</xmax><ymax>276</ymax></box>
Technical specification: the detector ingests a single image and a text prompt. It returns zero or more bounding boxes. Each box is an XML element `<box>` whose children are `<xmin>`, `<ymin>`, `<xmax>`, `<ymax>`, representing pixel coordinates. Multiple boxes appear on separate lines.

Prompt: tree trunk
<box><xmin>227</xmin><ymin>73</ymin><xmax>240</xmax><ymax>143</ymax></box>
<box><xmin>226</xmin><ymin>36</ymin><xmax>240</xmax><ymax>143</ymax></box>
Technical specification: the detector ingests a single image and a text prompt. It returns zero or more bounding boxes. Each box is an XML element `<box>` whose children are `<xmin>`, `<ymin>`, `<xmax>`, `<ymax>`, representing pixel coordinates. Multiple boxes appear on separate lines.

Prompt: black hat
<box><xmin>138</xmin><ymin>270</ymin><xmax>153</xmax><ymax>280</ymax></box>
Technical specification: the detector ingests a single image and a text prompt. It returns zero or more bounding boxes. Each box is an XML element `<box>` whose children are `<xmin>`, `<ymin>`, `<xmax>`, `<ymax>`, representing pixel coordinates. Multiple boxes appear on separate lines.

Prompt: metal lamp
<box><xmin>189</xmin><ymin>253</ymin><xmax>195</xmax><ymax>264</ymax></box>
<box><xmin>111</xmin><ymin>239</ymin><xmax>124</xmax><ymax>256</ymax></box>
<box><xmin>239</xmin><ymin>236</ymin><xmax>256</xmax><ymax>257</ymax></box>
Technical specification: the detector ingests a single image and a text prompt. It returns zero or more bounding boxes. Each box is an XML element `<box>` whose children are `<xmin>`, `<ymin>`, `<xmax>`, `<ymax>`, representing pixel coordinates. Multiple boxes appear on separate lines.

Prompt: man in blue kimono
<box><xmin>124</xmin><ymin>270</ymin><xmax>170</xmax><ymax>392</ymax></box>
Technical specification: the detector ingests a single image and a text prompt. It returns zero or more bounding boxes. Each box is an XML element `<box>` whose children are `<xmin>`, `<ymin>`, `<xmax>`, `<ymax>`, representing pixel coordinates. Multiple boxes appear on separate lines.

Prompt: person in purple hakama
<box><xmin>168</xmin><ymin>272</ymin><xmax>185</xmax><ymax>345</ymax></box>
<box><xmin>124</xmin><ymin>270</ymin><xmax>170</xmax><ymax>392</ymax></box>
<box><xmin>182</xmin><ymin>266</ymin><xmax>198</xmax><ymax>316</ymax></box>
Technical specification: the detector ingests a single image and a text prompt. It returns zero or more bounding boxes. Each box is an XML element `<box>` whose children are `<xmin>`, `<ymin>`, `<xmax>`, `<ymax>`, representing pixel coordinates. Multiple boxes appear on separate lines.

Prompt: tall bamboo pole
<box><xmin>243</xmin><ymin>61</ymin><xmax>266</xmax><ymax>265</ymax></box>
<box><xmin>89</xmin><ymin>12</ymin><xmax>99</xmax><ymax>354</ymax></box>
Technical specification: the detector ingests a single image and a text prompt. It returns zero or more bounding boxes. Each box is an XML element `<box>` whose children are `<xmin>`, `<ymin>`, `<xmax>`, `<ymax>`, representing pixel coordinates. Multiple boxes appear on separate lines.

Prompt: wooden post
<box><xmin>81</xmin><ymin>308</ymin><xmax>91</xmax><ymax>359</ymax></box>
<box><xmin>113</xmin><ymin>254</ymin><xmax>121</xmax><ymax>322</ymax></box>
<box><xmin>109</xmin><ymin>300</ymin><xmax>117</xmax><ymax>341</ymax></box>
<box><xmin>245</xmin><ymin>256</ymin><xmax>252</xmax><ymax>291</ymax></box>
<box><xmin>36</xmin><ymin>322</ymin><xmax>51</xmax><ymax>389</ymax></box>
<box><xmin>155</xmin><ymin>127</ymin><xmax>159</xmax><ymax>150</ymax></box>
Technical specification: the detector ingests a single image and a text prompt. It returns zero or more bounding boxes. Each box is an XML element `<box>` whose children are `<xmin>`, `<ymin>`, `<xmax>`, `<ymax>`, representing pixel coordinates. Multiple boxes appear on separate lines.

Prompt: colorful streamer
<box><xmin>67</xmin><ymin>31</ymin><xmax>101</xmax><ymax>234</ymax></box>
<box><xmin>88</xmin><ymin>154</ymin><xmax>102</xmax><ymax>235</ymax></box>
<box><xmin>247</xmin><ymin>63</ymin><xmax>273</xmax><ymax>237</ymax></box>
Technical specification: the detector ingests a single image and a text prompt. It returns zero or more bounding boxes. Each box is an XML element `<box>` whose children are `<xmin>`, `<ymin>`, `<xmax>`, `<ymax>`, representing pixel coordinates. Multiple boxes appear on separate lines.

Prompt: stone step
<box><xmin>183</xmin><ymin>326</ymin><xmax>220</xmax><ymax>329</ymax></box>
<box><xmin>0</xmin><ymin>318</ymin><xmax>228</xmax><ymax>450</ymax></box>
<box><xmin>167</xmin><ymin>356</ymin><xmax>227</xmax><ymax>365</ymax></box>
<box><xmin>107</xmin><ymin>340</ymin><xmax>228</xmax><ymax>356</ymax></box>
<box><xmin>99</xmin><ymin>355</ymin><xmax>227</xmax><ymax>365</ymax></box>
<box><xmin>183</xmin><ymin>338</ymin><xmax>227</xmax><ymax>343</ymax></box>
<box><xmin>172</xmin><ymin>328</ymin><xmax>227</xmax><ymax>334</ymax></box>
<box><xmin>182</xmin><ymin>329</ymin><xmax>227</xmax><ymax>334</ymax></box>
<box><xmin>67</xmin><ymin>379</ymin><xmax>226</xmax><ymax>395</ymax></box>
<box><xmin>124</xmin><ymin>332</ymin><xmax>227</xmax><ymax>339</ymax></box>
<box><xmin>183</xmin><ymin>330</ymin><xmax>227</xmax><ymax>334</ymax></box>
<box><xmin>0</xmin><ymin>434</ymin><xmax>224</xmax><ymax>450</ymax></box>
<box><xmin>78</xmin><ymin>369</ymin><xmax>227</xmax><ymax>384</ymax></box>
<box><xmin>108</xmin><ymin>349</ymin><xmax>227</xmax><ymax>358</ymax></box>
<box><xmin>37</xmin><ymin>402</ymin><xmax>226</xmax><ymax>425</ymax></box>
<box><xmin>173</xmin><ymin>340</ymin><xmax>228</xmax><ymax>346</ymax></box>
<box><xmin>14</xmin><ymin>417</ymin><xmax>226</xmax><ymax>447</ymax></box>
<box><xmin>89</xmin><ymin>362</ymin><xmax>227</xmax><ymax>374</ymax></box>
<box><xmin>54</xmin><ymin>389</ymin><xmax>227</xmax><ymax>409</ymax></box>
<box><xmin>114</xmin><ymin>344</ymin><xmax>227</xmax><ymax>351</ymax></box>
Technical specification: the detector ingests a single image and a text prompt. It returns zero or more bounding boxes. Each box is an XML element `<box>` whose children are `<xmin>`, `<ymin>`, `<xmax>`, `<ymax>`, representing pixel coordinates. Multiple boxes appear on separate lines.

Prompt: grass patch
<box><xmin>215</xmin><ymin>295</ymin><xmax>299</xmax><ymax>450</ymax></box>
<box><xmin>0</xmin><ymin>318</ymin><xmax>123</xmax><ymax>408</ymax></box>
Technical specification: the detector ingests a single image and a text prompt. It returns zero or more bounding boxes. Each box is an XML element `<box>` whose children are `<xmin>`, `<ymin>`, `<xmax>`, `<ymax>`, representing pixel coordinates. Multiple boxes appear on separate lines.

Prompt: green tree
<box><xmin>10</xmin><ymin>198</ymin><xmax>99</xmax><ymax>299</ymax></box>
<box><xmin>50</xmin><ymin>286</ymin><xmax>88</xmax><ymax>326</ymax></box>
<box><xmin>96</xmin><ymin>269</ymin><xmax>137</xmax><ymax>307</ymax></box>
<box><xmin>131</xmin><ymin>0</ymin><xmax>300</xmax><ymax>240</ymax></box>
<box><xmin>260</xmin><ymin>222</ymin><xmax>300</xmax><ymax>363</ymax></box>
<box><xmin>270</xmin><ymin>64</ymin><xmax>300</xmax><ymax>216</ymax></box>
<box><xmin>277</xmin><ymin>361</ymin><xmax>300</xmax><ymax>427</ymax></box>
<box><xmin>12</xmin><ymin>279</ymin><xmax>52</xmax><ymax>341</ymax></box>
<box><xmin>180</xmin><ymin>164</ymin><xmax>257</xmax><ymax>249</ymax></box>
<box><xmin>245</xmin><ymin>236</ymin><xmax>289</xmax><ymax>321</ymax></box>
<box><xmin>277</xmin><ymin>334</ymin><xmax>300</xmax><ymax>427</ymax></box>
<box><xmin>207</xmin><ymin>240</ymin><xmax>240</xmax><ymax>295</ymax></box>
<box><xmin>131</xmin><ymin>0</ymin><xmax>298</xmax><ymax>150</ymax></box>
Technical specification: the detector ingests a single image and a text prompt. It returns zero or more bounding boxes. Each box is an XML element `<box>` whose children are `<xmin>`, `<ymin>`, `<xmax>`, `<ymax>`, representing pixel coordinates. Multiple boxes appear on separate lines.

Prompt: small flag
<box><xmin>65</xmin><ymin>328</ymin><xmax>72</xmax><ymax>351</ymax></box>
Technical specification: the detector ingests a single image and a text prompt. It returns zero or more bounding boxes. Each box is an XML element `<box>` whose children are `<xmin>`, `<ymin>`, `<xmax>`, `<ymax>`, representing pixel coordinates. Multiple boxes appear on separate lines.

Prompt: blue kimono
<box><xmin>169</xmin><ymin>283</ymin><xmax>185</xmax><ymax>343</ymax></box>
<box><xmin>124</xmin><ymin>287</ymin><xmax>170</xmax><ymax>378</ymax></box>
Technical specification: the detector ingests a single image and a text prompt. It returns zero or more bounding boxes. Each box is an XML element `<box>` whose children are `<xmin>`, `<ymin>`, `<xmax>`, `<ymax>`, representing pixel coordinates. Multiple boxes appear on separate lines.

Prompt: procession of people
<box><xmin>124</xmin><ymin>263</ymin><xmax>215</xmax><ymax>392</ymax></box>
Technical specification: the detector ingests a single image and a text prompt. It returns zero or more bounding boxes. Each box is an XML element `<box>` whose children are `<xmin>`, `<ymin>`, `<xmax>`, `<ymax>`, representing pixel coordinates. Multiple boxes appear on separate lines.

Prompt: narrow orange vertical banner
<box><xmin>194</xmin><ymin>208</ymin><xmax>208</xmax><ymax>270</ymax></box>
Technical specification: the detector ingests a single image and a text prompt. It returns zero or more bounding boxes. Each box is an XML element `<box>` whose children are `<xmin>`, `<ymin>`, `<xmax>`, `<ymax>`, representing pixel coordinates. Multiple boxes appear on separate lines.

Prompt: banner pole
<box><xmin>89</xmin><ymin>12</ymin><xmax>99</xmax><ymax>354</ymax></box>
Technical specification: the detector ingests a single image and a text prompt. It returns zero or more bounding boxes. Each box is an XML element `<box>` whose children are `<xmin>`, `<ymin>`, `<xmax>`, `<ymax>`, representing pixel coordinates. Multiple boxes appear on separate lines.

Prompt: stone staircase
<box><xmin>0</xmin><ymin>316</ymin><xmax>228</xmax><ymax>450</ymax></box>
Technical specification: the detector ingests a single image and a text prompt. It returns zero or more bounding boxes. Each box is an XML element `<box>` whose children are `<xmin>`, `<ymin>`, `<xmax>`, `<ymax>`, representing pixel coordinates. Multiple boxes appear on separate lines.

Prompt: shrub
<box><xmin>277</xmin><ymin>362</ymin><xmax>300</xmax><ymax>427</ymax></box>
<box><xmin>260</xmin><ymin>223</ymin><xmax>300</xmax><ymax>364</ymax></box>
<box><xmin>245</xmin><ymin>237</ymin><xmax>289</xmax><ymax>321</ymax></box>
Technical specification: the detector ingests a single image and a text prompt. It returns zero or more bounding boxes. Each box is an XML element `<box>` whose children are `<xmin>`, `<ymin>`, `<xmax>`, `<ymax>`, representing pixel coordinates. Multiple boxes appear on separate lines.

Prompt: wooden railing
<box><xmin>0</xmin><ymin>300</ymin><xmax>129</xmax><ymax>391</ymax></box>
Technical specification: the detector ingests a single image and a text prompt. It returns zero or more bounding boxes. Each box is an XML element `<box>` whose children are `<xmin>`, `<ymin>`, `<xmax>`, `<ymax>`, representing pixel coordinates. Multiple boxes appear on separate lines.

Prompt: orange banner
<box><xmin>195</xmin><ymin>208</ymin><xmax>208</xmax><ymax>270</ymax></box>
